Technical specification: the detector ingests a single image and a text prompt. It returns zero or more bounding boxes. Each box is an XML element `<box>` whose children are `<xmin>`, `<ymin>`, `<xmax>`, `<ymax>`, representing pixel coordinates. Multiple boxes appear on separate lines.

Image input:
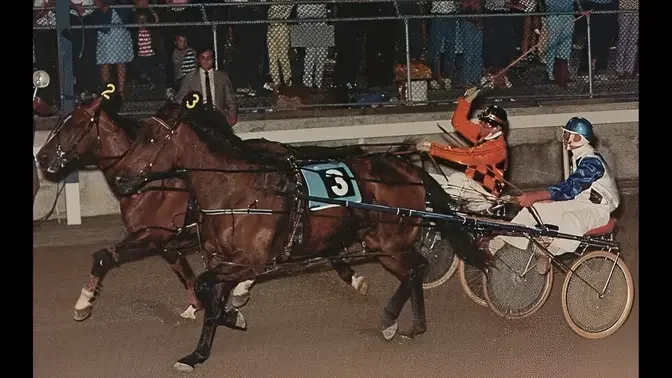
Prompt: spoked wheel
<box><xmin>483</xmin><ymin>244</ymin><xmax>554</xmax><ymax>319</ymax></box>
<box><xmin>561</xmin><ymin>250</ymin><xmax>635</xmax><ymax>339</ymax></box>
<box><xmin>415</xmin><ymin>223</ymin><xmax>459</xmax><ymax>290</ymax></box>
<box><xmin>458</xmin><ymin>258</ymin><xmax>487</xmax><ymax>307</ymax></box>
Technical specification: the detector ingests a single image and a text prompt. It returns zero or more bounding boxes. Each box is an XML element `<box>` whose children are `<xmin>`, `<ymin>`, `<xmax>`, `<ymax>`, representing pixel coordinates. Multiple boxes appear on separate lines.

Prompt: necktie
<box><xmin>204</xmin><ymin>70</ymin><xmax>213</xmax><ymax>110</ymax></box>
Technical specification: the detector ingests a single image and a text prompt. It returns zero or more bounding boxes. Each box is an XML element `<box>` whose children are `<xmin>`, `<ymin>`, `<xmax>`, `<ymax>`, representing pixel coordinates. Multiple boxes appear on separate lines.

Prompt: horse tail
<box><xmin>412</xmin><ymin>167</ymin><xmax>492</xmax><ymax>271</ymax></box>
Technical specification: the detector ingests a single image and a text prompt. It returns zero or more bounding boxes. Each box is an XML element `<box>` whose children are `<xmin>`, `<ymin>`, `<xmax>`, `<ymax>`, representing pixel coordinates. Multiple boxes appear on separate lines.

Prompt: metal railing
<box><xmin>33</xmin><ymin>0</ymin><xmax>638</xmax><ymax>116</ymax></box>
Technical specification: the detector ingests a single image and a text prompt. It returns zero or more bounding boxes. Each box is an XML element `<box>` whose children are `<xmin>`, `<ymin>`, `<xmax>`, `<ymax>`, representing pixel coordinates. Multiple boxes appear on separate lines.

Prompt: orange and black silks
<box><xmin>427</xmin><ymin>97</ymin><xmax>508</xmax><ymax>196</ymax></box>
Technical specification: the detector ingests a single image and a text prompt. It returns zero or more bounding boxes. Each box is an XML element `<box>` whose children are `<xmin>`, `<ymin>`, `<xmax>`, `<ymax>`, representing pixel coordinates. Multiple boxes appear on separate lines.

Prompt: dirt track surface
<box><xmin>33</xmin><ymin>193</ymin><xmax>638</xmax><ymax>378</ymax></box>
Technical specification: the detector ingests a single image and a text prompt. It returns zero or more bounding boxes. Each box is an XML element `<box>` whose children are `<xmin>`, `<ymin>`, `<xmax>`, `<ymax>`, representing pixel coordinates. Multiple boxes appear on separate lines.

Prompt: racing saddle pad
<box><xmin>299</xmin><ymin>161</ymin><xmax>363</xmax><ymax>211</ymax></box>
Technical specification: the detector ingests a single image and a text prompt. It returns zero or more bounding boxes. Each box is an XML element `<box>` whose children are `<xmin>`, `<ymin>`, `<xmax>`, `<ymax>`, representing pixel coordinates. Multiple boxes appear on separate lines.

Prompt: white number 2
<box><xmin>326</xmin><ymin>169</ymin><xmax>349</xmax><ymax>196</ymax></box>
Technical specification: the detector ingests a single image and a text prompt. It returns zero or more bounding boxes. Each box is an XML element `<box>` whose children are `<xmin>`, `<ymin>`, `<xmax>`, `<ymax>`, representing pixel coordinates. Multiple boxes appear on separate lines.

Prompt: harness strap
<box><xmin>277</xmin><ymin>155</ymin><xmax>306</xmax><ymax>263</ymax></box>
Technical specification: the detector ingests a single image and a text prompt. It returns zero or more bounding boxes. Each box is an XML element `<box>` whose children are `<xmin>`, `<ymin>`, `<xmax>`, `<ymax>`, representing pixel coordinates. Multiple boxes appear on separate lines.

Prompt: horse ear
<box><xmin>99</xmin><ymin>82</ymin><xmax>123</xmax><ymax>113</ymax></box>
<box><xmin>182</xmin><ymin>91</ymin><xmax>203</xmax><ymax>111</ymax></box>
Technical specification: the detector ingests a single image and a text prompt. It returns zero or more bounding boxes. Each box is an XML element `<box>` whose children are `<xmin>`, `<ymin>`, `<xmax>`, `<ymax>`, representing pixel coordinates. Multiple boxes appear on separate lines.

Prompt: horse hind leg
<box><xmin>376</xmin><ymin>249</ymin><xmax>428</xmax><ymax>341</ymax></box>
<box><xmin>400</xmin><ymin>247</ymin><xmax>428</xmax><ymax>339</ymax></box>
<box><xmin>331</xmin><ymin>261</ymin><xmax>368</xmax><ymax>296</ymax></box>
<box><xmin>159</xmin><ymin>249</ymin><xmax>202</xmax><ymax>320</ymax></box>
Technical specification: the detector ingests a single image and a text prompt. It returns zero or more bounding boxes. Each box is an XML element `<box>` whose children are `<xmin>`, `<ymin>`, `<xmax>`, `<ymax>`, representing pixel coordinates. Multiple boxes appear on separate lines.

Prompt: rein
<box><xmin>48</xmin><ymin>104</ymin><xmax>129</xmax><ymax>173</ymax></box>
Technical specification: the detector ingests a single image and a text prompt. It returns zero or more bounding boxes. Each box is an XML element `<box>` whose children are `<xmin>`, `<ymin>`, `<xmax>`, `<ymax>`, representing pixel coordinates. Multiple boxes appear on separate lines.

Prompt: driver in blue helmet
<box><xmin>488</xmin><ymin>116</ymin><xmax>620</xmax><ymax>274</ymax></box>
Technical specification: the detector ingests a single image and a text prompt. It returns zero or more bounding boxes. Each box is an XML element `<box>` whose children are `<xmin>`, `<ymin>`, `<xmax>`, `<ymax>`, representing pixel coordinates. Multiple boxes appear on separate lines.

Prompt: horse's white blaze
<box><xmin>232</xmin><ymin>280</ymin><xmax>254</xmax><ymax>297</ymax></box>
<box><xmin>180</xmin><ymin>305</ymin><xmax>198</xmax><ymax>319</ymax></box>
<box><xmin>74</xmin><ymin>288</ymin><xmax>94</xmax><ymax>310</ymax></box>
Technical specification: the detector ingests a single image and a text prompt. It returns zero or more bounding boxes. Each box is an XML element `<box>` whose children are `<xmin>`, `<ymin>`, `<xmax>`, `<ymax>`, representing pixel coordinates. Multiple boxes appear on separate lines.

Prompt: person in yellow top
<box><xmin>417</xmin><ymin>87</ymin><xmax>509</xmax><ymax>212</ymax></box>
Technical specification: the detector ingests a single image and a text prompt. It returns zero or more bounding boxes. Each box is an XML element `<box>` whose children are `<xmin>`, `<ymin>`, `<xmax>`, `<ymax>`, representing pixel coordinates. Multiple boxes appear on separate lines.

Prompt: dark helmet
<box><xmin>478</xmin><ymin>105</ymin><xmax>508</xmax><ymax>130</ymax></box>
<box><xmin>563</xmin><ymin>116</ymin><xmax>595</xmax><ymax>142</ymax></box>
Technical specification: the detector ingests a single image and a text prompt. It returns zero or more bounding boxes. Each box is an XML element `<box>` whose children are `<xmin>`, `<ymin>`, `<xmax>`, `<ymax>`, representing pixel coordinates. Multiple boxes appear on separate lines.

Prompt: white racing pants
<box><xmin>492</xmin><ymin>199</ymin><xmax>612</xmax><ymax>256</ymax></box>
<box><xmin>431</xmin><ymin>171</ymin><xmax>498</xmax><ymax>213</ymax></box>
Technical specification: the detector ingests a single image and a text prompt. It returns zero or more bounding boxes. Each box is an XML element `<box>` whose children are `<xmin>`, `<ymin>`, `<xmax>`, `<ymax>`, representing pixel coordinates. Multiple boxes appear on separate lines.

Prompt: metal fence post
<box><xmin>55</xmin><ymin>0</ymin><xmax>81</xmax><ymax>225</ymax></box>
<box><xmin>404</xmin><ymin>18</ymin><xmax>412</xmax><ymax>104</ymax></box>
<box><xmin>586</xmin><ymin>12</ymin><xmax>594</xmax><ymax>98</ymax></box>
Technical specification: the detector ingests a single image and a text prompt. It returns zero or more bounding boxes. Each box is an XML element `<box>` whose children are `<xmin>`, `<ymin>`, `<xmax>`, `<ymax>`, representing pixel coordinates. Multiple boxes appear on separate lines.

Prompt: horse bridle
<box><xmin>131</xmin><ymin>116</ymin><xmax>177</xmax><ymax>181</ymax></box>
<box><xmin>45</xmin><ymin>103</ymin><xmax>127</xmax><ymax>173</ymax></box>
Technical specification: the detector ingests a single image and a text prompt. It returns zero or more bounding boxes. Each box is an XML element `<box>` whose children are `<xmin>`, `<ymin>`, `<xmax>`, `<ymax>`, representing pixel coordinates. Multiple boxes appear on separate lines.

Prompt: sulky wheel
<box><xmin>415</xmin><ymin>222</ymin><xmax>459</xmax><ymax>290</ymax></box>
<box><xmin>561</xmin><ymin>250</ymin><xmax>635</xmax><ymax>339</ymax></box>
<box><xmin>458</xmin><ymin>258</ymin><xmax>487</xmax><ymax>307</ymax></box>
<box><xmin>483</xmin><ymin>244</ymin><xmax>554</xmax><ymax>319</ymax></box>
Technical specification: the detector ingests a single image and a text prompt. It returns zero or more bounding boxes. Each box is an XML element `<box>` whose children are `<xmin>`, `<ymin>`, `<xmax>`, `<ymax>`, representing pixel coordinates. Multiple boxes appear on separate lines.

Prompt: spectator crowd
<box><xmin>33</xmin><ymin>0</ymin><xmax>638</xmax><ymax>108</ymax></box>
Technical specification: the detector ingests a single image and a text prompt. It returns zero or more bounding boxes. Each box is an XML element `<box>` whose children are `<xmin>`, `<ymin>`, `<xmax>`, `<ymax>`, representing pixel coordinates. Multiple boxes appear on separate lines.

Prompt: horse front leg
<box><xmin>331</xmin><ymin>261</ymin><xmax>369</xmax><ymax>296</ymax></box>
<box><xmin>174</xmin><ymin>272</ymin><xmax>239</xmax><ymax>372</ymax></box>
<box><xmin>73</xmin><ymin>231</ymin><xmax>159</xmax><ymax>322</ymax></box>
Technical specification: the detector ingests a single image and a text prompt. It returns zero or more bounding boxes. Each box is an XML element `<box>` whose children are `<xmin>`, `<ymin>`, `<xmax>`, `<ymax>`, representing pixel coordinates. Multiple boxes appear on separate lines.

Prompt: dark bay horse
<box><xmin>112</xmin><ymin>96</ymin><xmax>490</xmax><ymax>372</ymax></box>
<box><xmin>35</xmin><ymin>93</ymin><xmax>204</xmax><ymax>321</ymax></box>
<box><xmin>35</xmin><ymin>90</ymin><xmax>373</xmax><ymax>320</ymax></box>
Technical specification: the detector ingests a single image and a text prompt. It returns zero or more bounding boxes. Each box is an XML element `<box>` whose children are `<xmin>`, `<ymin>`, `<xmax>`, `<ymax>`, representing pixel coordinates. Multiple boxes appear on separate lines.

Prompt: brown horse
<box><xmin>112</xmin><ymin>94</ymin><xmax>490</xmax><ymax>372</ymax></box>
<box><xmin>35</xmin><ymin>91</ymin><xmax>373</xmax><ymax>321</ymax></box>
<box><xmin>35</xmin><ymin>93</ymin><xmax>204</xmax><ymax>321</ymax></box>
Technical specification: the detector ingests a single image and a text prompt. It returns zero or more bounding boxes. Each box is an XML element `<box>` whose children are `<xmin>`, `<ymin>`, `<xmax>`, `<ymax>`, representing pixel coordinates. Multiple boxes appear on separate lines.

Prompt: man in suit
<box><xmin>176</xmin><ymin>47</ymin><xmax>238</xmax><ymax>126</ymax></box>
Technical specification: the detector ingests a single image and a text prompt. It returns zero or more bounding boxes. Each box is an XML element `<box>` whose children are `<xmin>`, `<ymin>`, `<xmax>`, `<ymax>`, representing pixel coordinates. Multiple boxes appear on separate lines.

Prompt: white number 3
<box><xmin>326</xmin><ymin>169</ymin><xmax>349</xmax><ymax>196</ymax></box>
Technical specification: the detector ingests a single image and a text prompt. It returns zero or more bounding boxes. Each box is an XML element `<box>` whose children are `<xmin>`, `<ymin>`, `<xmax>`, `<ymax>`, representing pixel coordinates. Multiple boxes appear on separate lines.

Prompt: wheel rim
<box><xmin>417</xmin><ymin>227</ymin><xmax>457</xmax><ymax>286</ymax></box>
<box><xmin>564</xmin><ymin>255</ymin><xmax>630</xmax><ymax>334</ymax></box>
<box><xmin>485</xmin><ymin>244</ymin><xmax>551</xmax><ymax>318</ymax></box>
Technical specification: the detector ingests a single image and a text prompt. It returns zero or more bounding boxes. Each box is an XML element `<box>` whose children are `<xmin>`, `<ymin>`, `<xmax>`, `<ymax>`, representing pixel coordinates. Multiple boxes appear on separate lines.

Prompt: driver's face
<box><xmin>562</xmin><ymin>131</ymin><xmax>583</xmax><ymax>149</ymax></box>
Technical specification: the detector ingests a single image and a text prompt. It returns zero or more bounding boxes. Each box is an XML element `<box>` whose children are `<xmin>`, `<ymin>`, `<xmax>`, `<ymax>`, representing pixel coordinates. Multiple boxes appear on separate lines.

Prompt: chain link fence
<box><xmin>33</xmin><ymin>0</ymin><xmax>638</xmax><ymax>116</ymax></box>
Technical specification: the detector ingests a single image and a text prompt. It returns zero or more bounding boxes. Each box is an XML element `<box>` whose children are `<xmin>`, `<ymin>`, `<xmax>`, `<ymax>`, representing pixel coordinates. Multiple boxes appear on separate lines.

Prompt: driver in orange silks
<box><xmin>417</xmin><ymin>87</ymin><xmax>509</xmax><ymax>212</ymax></box>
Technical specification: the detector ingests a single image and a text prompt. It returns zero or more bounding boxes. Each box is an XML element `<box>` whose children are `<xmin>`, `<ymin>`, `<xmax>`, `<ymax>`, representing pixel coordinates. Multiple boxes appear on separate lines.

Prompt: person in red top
<box><xmin>417</xmin><ymin>87</ymin><xmax>509</xmax><ymax>212</ymax></box>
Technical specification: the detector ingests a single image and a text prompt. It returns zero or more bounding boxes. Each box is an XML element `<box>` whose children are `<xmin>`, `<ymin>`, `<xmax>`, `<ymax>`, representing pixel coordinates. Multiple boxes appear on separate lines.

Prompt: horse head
<box><xmin>35</xmin><ymin>83</ymin><xmax>130</xmax><ymax>176</ymax></box>
<box><xmin>113</xmin><ymin>92</ymin><xmax>204</xmax><ymax>195</ymax></box>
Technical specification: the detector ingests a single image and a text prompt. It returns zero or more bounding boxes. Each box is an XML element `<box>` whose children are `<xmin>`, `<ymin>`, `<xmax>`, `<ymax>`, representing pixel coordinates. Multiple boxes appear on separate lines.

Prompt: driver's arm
<box><xmin>451</xmin><ymin>96</ymin><xmax>482</xmax><ymax>144</ymax></box>
<box><xmin>547</xmin><ymin>157</ymin><xmax>605</xmax><ymax>201</ymax></box>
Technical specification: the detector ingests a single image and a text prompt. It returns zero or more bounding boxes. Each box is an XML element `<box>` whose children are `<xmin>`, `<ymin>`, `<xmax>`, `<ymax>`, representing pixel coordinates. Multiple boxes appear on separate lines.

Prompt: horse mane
<box><xmin>106</xmin><ymin>110</ymin><xmax>142</xmax><ymax>140</ymax></box>
<box><xmin>179</xmin><ymin>109</ymin><xmax>290</xmax><ymax>169</ymax></box>
<box><xmin>155</xmin><ymin>101</ymin><xmax>186</xmax><ymax>127</ymax></box>
<box><xmin>85</xmin><ymin>94</ymin><xmax>142</xmax><ymax>140</ymax></box>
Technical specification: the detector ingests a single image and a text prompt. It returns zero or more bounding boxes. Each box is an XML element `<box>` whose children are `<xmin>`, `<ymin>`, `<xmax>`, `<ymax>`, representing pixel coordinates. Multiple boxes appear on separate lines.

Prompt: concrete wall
<box><xmin>33</xmin><ymin>101</ymin><xmax>638</xmax><ymax>221</ymax></box>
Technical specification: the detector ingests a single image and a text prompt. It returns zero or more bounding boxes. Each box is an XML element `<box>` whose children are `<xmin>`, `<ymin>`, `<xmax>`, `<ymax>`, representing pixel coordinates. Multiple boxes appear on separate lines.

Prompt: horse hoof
<box><xmin>231</xmin><ymin>293</ymin><xmax>250</xmax><ymax>308</ymax></box>
<box><xmin>381</xmin><ymin>322</ymin><xmax>399</xmax><ymax>341</ymax></box>
<box><xmin>351</xmin><ymin>274</ymin><xmax>368</xmax><ymax>296</ymax></box>
<box><xmin>180</xmin><ymin>305</ymin><xmax>199</xmax><ymax>320</ymax></box>
<box><xmin>173</xmin><ymin>362</ymin><xmax>194</xmax><ymax>373</ymax></box>
<box><xmin>358</xmin><ymin>282</ymin><xmax>369</xmax><ymax>296</ymax></box>
<box><xmin>400</xmin><ymin>329</ymin><xmax>426</xmax><ymax>340</ymax></box>
<box><xmin>73</xmin><ymin>306</ymin><xmax>92</xmax><ymax>322</ymax></box>
<box><xmin>235</xmin><ymin>311</ymin><xmax>247</xmax><ymax>330</ymax></box>
<box><xmin>219</xmin><ymin>309</ymin><xmax>248</xmax><ymax>331</ymax></box>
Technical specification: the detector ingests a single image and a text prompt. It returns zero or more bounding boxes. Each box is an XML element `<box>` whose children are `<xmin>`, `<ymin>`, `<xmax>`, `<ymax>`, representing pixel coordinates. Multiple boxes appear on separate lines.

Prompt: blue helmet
<box><xmin>563</xmin><ymin>116</ymin><xmax>595</xmax><ymax>142</ymax></box>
